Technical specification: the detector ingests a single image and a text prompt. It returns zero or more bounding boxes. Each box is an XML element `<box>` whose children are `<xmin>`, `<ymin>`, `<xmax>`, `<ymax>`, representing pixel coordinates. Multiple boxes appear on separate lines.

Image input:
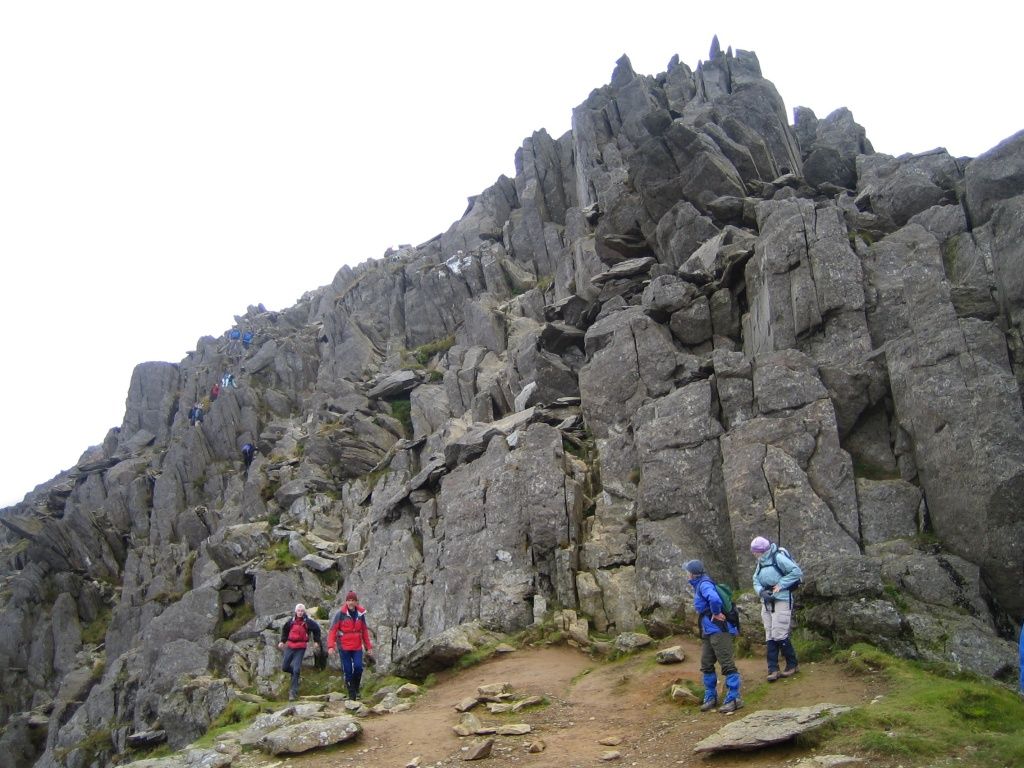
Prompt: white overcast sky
<box><xmin>1</xmin><ymin>1</ymin><xmax>1020</xmax><ymax>507</ymax></box>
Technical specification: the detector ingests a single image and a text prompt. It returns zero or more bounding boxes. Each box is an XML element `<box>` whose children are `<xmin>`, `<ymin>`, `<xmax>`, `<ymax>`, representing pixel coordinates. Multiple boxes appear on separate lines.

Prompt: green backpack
<box><xmin>713</xmin><ymin>582</ymin><xmax>741</xmax><ymax>632</ymax></box>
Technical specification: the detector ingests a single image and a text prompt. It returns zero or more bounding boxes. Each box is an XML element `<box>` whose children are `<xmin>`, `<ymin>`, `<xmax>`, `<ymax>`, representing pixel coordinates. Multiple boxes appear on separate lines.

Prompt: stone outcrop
<box><xmin>2</xmin><ymin>39</ymin><xmax>1023</xmax><ymax>767</ymax></box>
<box><xmin>693</xmin><ymin>704</ymin><xmax>853</xmax><ymax>753</ymax></box>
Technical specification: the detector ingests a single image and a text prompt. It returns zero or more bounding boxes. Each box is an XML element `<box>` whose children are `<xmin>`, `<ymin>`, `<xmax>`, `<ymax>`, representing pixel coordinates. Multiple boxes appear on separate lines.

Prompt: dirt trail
<box><xmin>239</xmin><ymin>636</ymin><xmax>884</xmax><ymax>768</ymax></box>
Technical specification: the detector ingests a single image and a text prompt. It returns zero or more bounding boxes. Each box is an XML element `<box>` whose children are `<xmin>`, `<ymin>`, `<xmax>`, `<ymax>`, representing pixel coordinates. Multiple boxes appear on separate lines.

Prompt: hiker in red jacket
<box><xmin>327</xmin><ymin>591</ymin><xmax>374</xmax><ymax>700</ymax></box>
<box><xmin>277</xmin><ymin>603</ymin><xmax>323</xmax><ymax>700</ymax></box>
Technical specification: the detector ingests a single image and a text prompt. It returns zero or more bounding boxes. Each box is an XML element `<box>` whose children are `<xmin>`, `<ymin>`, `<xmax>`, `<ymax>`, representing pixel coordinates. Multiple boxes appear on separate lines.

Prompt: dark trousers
<box><xmin>340</xmin><ymin>650</ymin><xmax>364</xmax><ymax>696</ymax></box>
<box><xmin>282</xmin><ymin>647</ymin><xmax>305</xmax><ymax>696</ymax></box>
<box><xmin>700</xmin><ymin>631</ymin><xmax>738</xmax><ymax>676</ymax></box>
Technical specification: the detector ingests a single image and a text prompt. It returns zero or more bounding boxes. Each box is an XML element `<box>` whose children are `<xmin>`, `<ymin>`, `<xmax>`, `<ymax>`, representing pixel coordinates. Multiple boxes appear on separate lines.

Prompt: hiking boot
<box><xmin>288</xmin><ymin>692</ymin><xmax>297</xmax><ymax>701</ymax></box>
<box><xmin>766</xmin><ymin>670</ymin><xmax>781</xmax><ymax>682</ymax></box>
<box><xmin>699</xmin><ymin>697</ymin><xmax>719</xmax><ymax>712</ymax></box>
<box><xmin>781</xmin><ymin>666</ymin><xmax>799</xmax><ymax>678</ymax></box>
<box><xmin>718</xmin><ymin>699</ymin><xmax>744</xmax><ymax>714</ymax></box>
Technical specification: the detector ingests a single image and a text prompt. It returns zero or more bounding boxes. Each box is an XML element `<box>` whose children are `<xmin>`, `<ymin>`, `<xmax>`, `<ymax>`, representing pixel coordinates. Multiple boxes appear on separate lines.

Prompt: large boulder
<box><xmin>257</xmin><ymin>715</ymin><xmax>362</xmax><ymax>755</ymax></box>
<box><xmin>964</xmin><ymin>129</ymin><xmax>1024</xmax><ymax>226</ymax></box>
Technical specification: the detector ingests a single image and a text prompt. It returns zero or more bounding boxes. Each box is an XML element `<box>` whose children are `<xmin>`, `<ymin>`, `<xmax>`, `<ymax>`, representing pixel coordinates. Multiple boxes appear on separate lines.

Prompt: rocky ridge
<box><xmin>2</xmin><ymin>37</ymin><xmax>1023</xmax><ymax>767</ymax></box>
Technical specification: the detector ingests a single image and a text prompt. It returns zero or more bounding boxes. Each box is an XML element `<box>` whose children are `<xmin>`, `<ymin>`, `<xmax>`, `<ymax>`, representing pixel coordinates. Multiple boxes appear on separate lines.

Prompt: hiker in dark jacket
<box><xmin>241</xmin><ymin>442</ymin><xmax>255</xmax><ymax>469</ymax></box>
<box><xmin>751</xmin><ymin>536</ymin><xmax>803</xmax><ymax>681</ymax></box>
<box><xmin>327</xmin><ymin>591</ymin><xmax>374</xmax><ymax>700</ymax></box>
<box><xmin>277</xmin><ymin>603</ymin><xmax>323</xmax><ymax>700</ymax></box>
<box><xmin>685</xmin><ymin>559</ymin><xmax>742</xmax><ymax>713</ymax></box>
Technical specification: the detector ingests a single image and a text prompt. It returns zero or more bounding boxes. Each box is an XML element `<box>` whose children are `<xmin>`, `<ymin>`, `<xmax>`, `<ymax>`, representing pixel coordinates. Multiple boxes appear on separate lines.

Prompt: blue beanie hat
<box><xmin>683</xmin><ymin>559</ymin><xmax>705</xmax><ymax>575</ymax></box>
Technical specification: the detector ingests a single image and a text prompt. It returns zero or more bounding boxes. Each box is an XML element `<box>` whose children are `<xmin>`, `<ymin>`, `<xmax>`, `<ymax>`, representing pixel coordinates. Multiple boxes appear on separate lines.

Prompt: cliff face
<box><xmin>3</xmin><ymin>41</ymin><xmax>1024</xmax><ymax>766</ymax></box>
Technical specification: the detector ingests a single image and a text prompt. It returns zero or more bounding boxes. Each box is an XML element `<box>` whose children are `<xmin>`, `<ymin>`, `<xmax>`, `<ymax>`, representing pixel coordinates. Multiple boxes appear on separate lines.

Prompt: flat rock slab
<box><xmin>693</xmin><ymin>703</ymin><xmax>852</xmax><ymax>753</ymax></box>
<box><xmin>257</xmin><ymin>715</ymin><xmax>362</xmax><ymax>754</ymax></box>
<box><xmin>121</xmin><ymin>747</ymin><xmax>234</xmax><ymax>767</ymax></box>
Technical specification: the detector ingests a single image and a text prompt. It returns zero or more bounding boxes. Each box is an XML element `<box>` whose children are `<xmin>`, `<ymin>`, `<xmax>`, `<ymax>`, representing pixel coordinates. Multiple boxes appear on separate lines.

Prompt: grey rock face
<box><xmin>633</xmin><ymin>380</ymin><xmax>733</xmax><ymax>605</ymax></box>
<box><xmin>391</xmin><ymin>623</ymin><xmax>501</xmax><ymax>679</ymax></box>
<box><xmin>856</xmin><ymin>478</ymin><xmax>921</xmax><ymax>545</ymax></box>
<box><xmin>158</xmin><ymin>677</ymin><xmax>233</xmax><ymax>748</ymax></box>
<box><xmin>120</xmin><ymin>362</ymin><xmax>180</xmax><ymax>445</ymax></box>
<box><xmin>580</xmin><ymin>307</ymin><xmax>678</xmax><ymax>438</ymax></box>
<box><xmin>964</xmin><ymin>129</ymin><xmax>1024</xmax><ymax>227</ymax></box>
<box><xmin>4</xmin><ymin>44</ymin><xmax>1024</xmax><ymax>766</ymax></box>
<box><xmin>883</xmin><ymin>225</ymin><xmax>1024</xmax><ymax>617</ymax></box>
<box><xmin>857</xmin><ymin>149</ymin><xmax>962</xmax><ymax>227</ymax></box>
<box><xmin>426</xmin><ymin>424</ymin><xmax>583</xmax><ymax>634</ymax></box>
<box><xmin>799</xmin><ymin>107</ymin><xmax>872</xmax><ymax>190</ymax></box>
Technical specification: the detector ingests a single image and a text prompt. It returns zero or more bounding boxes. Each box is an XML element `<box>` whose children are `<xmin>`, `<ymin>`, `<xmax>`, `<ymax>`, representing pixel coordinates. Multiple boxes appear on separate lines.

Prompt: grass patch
<box><xmin>56</xmin><ymin>727</ymin><xmax>113</xmax><ymax>764</ymax></box>
<box><xmin>81</xmin><ymin>606</ymin><xmax>112</xmax><ymax>646</ymax></box>
<box><xmin>194</xmin><ymin>699</ymin><xmax>275</xmax><ymax>747</ymax></box>
<box><xmin>570</xmin><ymin>667</ymin><xmax>593</xmax><ymax>685</ymax></box>
<box><xmin>128</xmin><ymin>743</ymin><xmax>174</xmax><ymax>761</ymax></box>
<box><xmin>294</xmin><ymin>665</ymin><xmax>350</xmax><ymax>697</ymax></box>
<box><xmin>413</xmin><ymin>335</ymin><xmax>455</xmax><ymax>365</ymax></box>
<box><xmin>218</xmin><ymin>603</ymin><xmax>254</xmax><ymax>639</ymax></box>
<box><xmin>363</xmin><ymin>464</ymin><xmax>390</xmax><ymax>492</ymax></box>
<box><xmin>791</xmin><ymin>626</ymin><xmax>832</xmax><ymax>663</ymax></box>
<box><xmin>264</xmin><ymin>540</ymin><xmax>300</xmax><ymax>571</ymax></box>
<box><xmin>536</xmin><ymin>275</ymin><xmax>554</xmax><ymax>292</ymax></box>
<box><xmin>261</xmin><ymin>479</ymin><xmax>281</xmax><ymax>503</ymax></box>
<box><xmin>883</xmin><ymin>582</ymin><xmax>910</xmax><ymax>612</ymax></box>
<box><xmin>852</xmin><ymin>456</ymin><xmax>901</xmax><ymax>480</ymax></box>
<box><xmin>316</xmin><ymin>567</ymin><xmax>341</xmax><ymax>587</ymax></box>
<box><xmin>454</xmin><ymin>643</ymin><xmax>501</xmax><ymax>671</ymax></box>
<box><xmin>385</xmin><ymin>396</ymin><xmax>413</xmax><ymax>437</ymax></box>
<box><xmin>362</xmin><ymin>674</ymin><xmax>414</xmax><ymax>699</ymax></box>
<box><xmin>848</xmin><ymin>229</ymin><xmax>876</xmax><ymax>248</ymax></box>
<box><xmin>812</xmin><ymin>644</ymin><xmax>1024</xmax><ymax>765</ymax></box>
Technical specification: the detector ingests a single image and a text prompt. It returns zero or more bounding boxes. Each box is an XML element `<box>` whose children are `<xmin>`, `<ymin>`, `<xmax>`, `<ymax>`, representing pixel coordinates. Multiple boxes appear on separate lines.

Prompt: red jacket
<box><xmin>279</xmin><ymin>615</ymin><xmax>322</xmax><ymax>649</ymax></box>
<box><xmin>327</xmin><ymin>605</ymin><xmax>372</xmax><ymax>652</ymax></box>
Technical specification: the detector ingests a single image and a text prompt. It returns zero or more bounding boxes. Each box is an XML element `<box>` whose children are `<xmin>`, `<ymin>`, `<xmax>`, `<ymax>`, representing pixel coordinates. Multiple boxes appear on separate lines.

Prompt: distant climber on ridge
<box><xmin>241</xmin><ymin>442</ymin><xmax>255</xmax><ymax>469</ymax></box>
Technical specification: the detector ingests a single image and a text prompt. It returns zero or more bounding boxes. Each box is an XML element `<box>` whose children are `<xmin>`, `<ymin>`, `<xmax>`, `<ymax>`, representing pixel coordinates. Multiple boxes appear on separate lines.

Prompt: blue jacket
<box><xmin>689</xmin><ymin>574</ymin><xmax>737</xmax><ymax>636</ymax></box>
<box><xmin>1018</xmin><ymin>620</ymin><xmax>1023</xmax><ymax>694</ymax></box>
<box><xmin>752</xmin><ymin>544</ymin><xmax>803</xmax><ymax>601</ymax></box>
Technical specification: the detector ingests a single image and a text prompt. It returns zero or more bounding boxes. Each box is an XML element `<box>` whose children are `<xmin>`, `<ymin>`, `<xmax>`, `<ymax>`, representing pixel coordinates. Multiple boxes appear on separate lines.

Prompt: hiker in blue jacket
<box><xmin>751</xmin><ymin>536</ymin><xmax>803</xmax><ymax>681</ymax></box>
<box><xmin>685</xmin><ymin>559</ymin><xmax>742</xmax><ymax>713</ymax></box>
<box><xmin>227</xmin><ymin>328</ymin><xmax>242</xmax><ymax>356</ymax></box>
<box><xmin>1018</xmin><ymin>619</ymin><xmax>1023</xmax><ymax>697</ymax></box>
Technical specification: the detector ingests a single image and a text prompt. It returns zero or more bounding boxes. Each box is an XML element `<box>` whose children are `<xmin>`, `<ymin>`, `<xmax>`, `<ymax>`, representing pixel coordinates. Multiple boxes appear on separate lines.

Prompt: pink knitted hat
<box><xmin>750</xmin><ymin>536</ymin><xmax>771</xmax><ymax>553</ymax></box>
